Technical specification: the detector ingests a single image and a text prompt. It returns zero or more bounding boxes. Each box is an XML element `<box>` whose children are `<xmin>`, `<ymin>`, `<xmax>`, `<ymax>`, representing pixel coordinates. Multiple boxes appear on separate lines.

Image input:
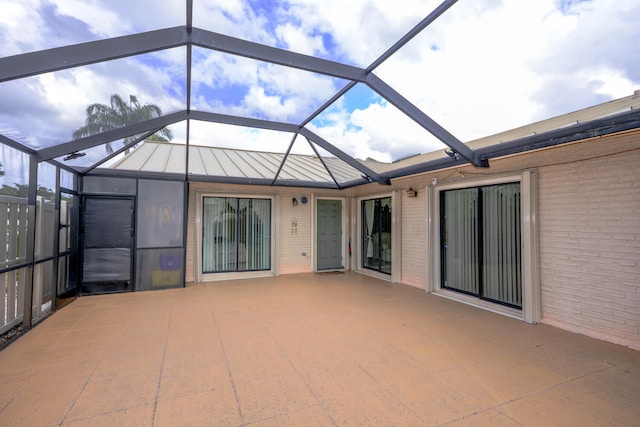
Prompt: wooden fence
<box><xmin>1</xmin><ymin>195</ymin><xmax>56</xmax><ymax>334</ymax></box>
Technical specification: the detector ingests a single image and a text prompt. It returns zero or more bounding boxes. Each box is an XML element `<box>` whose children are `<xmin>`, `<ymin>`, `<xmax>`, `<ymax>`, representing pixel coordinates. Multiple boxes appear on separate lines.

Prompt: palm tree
<box><xmin>72</xmin><ymin>94</ymin><xmax>173</xmax><ymax>154</ymax></box>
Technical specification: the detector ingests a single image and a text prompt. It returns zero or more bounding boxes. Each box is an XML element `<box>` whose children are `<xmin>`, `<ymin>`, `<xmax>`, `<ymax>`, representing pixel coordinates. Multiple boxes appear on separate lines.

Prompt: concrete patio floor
<box><xmin>0</xmin><ymin>272</ymin><xmax>638</xmax><ymax>426</ymax></box>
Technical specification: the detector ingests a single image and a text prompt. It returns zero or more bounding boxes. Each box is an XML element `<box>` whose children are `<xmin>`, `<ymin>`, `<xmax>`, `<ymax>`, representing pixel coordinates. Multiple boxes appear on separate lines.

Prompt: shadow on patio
<box><xmin>1</xmin><ymin>272</ymin><xmax>638</xmax><ymax>426</ymax></box>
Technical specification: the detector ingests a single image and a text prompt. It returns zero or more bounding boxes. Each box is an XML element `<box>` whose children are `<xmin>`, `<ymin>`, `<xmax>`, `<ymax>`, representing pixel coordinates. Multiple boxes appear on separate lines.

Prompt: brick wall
<box><xmin>277</xmin><ymin>190</ymin><xmax>313</xmax><ymax>274</ymax></box>
<box><xmin>400</xmin><ymin>188</ymin><xmax>427</xmax><ymax>289</ymax></box>
<box><xmin>538</xmin><ymin>149</ymin><xmax>640</xmax><ymax>350</ymax></box>
<box><xmin>186</xmin><ymin>183</ymin><xmax>341</xmax><ymax>280</ymax></box>
<box><xmin>184</xmin><ymin>182</ymin><xmax>199</xmax><ymax>282</ymax></box>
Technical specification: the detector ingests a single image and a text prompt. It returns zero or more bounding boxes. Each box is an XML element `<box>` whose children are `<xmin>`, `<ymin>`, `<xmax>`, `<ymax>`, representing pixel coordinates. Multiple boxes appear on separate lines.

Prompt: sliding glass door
<box><xmin>441</xmin><ymin>183</ymin><xmax>522</xmax><ymax>308</ymax></box>
<box><xmin>202</xmin><ymin>197</ymin><xmax>271</xmax><ymax>273</ymax></box>
<box><xmin>362</xmin><ymin>197</ymin><xmax>392</xmax><ymax>274</ymax></box>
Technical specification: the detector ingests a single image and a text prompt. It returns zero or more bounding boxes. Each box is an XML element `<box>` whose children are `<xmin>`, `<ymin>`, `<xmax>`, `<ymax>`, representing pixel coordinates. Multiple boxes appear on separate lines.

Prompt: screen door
<box><xmin>81</xmin><ymin>196</ymin><xmax>134</xmax><ymax>294</ymax></box>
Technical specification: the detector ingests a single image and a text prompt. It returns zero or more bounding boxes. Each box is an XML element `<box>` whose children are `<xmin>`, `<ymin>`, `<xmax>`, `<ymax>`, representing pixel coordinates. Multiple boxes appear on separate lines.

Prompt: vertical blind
<box><xmin>203</xmin><ymin>197</ymin><xmax>271</xmax><ymax>273</ymax></box>
<box><xmin>442</xmin><ymin>188</ymin><xmax>479</xmax><ymax>294</ymax></box>
<box><xmin>441</xmin><ymin>183</ymin><xmax>521</xmax><ymax>308</ymax></box>
<box><xmin>482</xmin><ymin>185</ymin><xmax>521</xmax><ymax>306</ymax></box>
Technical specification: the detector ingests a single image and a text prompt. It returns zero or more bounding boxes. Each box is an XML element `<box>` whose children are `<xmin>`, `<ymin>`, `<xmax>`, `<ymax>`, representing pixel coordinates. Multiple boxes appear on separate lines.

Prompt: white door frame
<box><xmin>312</xmin><ymin>196</ymin><xmax>348</xmax><ymax>272</ymax></box>
<box><xmin>355</xmin><ymin>191</ymin><xmax>400</xmax><ymax>283</ymax></box>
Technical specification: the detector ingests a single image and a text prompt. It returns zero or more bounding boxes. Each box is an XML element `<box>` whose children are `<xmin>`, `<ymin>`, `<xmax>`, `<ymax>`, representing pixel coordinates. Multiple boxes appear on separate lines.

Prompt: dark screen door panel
<box><xmin>82</xmin><ymin>197</ymin><xmax>134</xmax><ymax>294</ymax></box>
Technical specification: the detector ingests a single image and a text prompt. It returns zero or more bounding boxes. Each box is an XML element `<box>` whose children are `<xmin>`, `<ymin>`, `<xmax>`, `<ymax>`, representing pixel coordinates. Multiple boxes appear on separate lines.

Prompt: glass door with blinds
<box><xmin>202</xmin><ymin>197</ymin><xmax>271</xmax><ymax>273</ymax></box>
<box><xmin>440</xmin><ymin>183</ymin><xmax>522</xmax><ymax>309</ymax></box>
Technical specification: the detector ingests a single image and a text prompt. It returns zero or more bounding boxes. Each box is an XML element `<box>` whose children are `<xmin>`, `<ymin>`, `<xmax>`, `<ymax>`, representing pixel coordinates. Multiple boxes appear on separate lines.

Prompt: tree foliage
<box><xmin>0</xmin><ymin>183</ymin><xmax>55</xmax><ymax>201</ymax></box>
<box><xmin>72</xmin><ymin>94</ymin><xmax>173</xmax><ymax>154</ymax></box>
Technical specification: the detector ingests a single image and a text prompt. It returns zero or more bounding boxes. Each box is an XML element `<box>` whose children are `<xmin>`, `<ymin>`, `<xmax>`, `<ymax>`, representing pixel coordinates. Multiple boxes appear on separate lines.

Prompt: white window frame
<box><xmin>195</xmin><ymin>192</ymin><xmax>277</xmax><ymax>282</ymax></box>
<box><xmin>428</xmin><ymin>171</ymin><xmax>540</xmax><ymax>323</ymax></box>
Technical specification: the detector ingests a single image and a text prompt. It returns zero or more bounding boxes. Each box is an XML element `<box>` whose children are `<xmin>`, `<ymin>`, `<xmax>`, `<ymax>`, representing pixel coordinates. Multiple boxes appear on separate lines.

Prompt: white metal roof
<box><xmin>109</xmin><ymin>142</ymin><xmax>387</xmax><ymax>184</ymax></box>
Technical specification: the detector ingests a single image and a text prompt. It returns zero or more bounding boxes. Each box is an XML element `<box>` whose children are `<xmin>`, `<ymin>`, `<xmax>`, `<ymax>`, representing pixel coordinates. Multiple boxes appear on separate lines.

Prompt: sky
<box><xmin>1</xmin><ymin>0</ymin><xmax>639</xmax><ymax>186</ymax></box>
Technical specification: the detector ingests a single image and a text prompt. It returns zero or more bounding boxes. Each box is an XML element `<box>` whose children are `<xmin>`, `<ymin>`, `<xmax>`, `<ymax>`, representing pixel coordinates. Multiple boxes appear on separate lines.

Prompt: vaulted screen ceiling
<box><xmin>1</xmin><ymin>0</ymin><xmax>639</xmax><ymax>188</ymax></box>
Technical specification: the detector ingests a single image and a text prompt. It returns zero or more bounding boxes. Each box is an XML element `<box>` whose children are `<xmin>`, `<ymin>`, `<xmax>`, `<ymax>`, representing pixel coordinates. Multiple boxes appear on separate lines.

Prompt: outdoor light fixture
<box><xmin>63</xmin><ymin>151</ymin><xmax>86</xmax><ymax>161</ymax></box>
<box><xmin>407</xmin><ymin>188</ymin><xmax>417</xmax><ymax>197</ymax></box>
<box><xmin>292</xmin><ymin>197</ymin><xmax>298</xmax><ymax>206</ymax></box>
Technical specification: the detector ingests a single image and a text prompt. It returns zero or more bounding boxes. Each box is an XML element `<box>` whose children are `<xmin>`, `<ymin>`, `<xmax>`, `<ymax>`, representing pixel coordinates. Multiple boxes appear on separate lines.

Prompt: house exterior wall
<box><xmin>399</xmin><ymin>186</ymin><xmax>427</xmax><ymax>289</ymax></box>
<box><xmin>386</xmin><ymin>129</ymin><xmax>640</xmax><ymax>349</ymax></box>
<box><xmin>277</xmin><ymin>189</ymin><xmax>312</xmax><ymax>275</ymax></box>
<box><xmin>538</xmin><ymin>147</ymin><xmax>640</xmax><ymax>350</ymax></box>
<box><xmin>184</xmin><ymin>130</ymin><xmax>639</xmax><ymax>350</ymax></box>
<box><xmin>185</xmin><ymin>182</ymin><xmax>344</xmax><ymax>281</ymax></box>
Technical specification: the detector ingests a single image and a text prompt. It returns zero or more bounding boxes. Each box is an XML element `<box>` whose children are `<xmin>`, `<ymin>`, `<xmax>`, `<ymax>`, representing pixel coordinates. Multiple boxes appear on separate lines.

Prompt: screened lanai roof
<box><xmin>105</xmin><ymin>90</ymin><xmax>640</xmax><ymax>186</ymax></box>
<box><xmin>1</xmin><ymin>1</ymin><xmax>639</xmax><ymax>189</ymax></box>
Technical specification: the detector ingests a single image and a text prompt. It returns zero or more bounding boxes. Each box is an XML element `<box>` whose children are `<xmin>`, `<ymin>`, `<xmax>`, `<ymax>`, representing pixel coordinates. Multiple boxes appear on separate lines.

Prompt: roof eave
<box><xmin>382</xmin><ymin>108</ymin><xmax>640</xmax><ymax>181</ymax></box>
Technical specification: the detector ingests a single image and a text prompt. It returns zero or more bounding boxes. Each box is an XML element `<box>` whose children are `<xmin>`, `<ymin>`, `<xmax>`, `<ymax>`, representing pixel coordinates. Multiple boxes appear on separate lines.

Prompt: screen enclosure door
<box><xmin>81</xmin><ymin>197</ymin><xmax>134</xmax><ymax>294</ymax></box>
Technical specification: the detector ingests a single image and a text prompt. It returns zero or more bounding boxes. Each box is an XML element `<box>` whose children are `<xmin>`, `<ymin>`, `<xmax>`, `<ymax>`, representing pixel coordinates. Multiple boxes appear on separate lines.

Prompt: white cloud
<box><xmin>373</xmin><ymin>0</ymin><xmax>640</xmax><ymax>143</ymax></box>
<box><xmin>1</xmin><ymin>0</ymin><xmax>639</xmax><ymax>166</ymax></box>
<box><xmin>50</xmin><ymin>0</ymin><xmax>128</xmax><ymax>37</ymax></box>
<box><xmin>192</xmin><ymin>49</ymin><xmax>344</xmax><ymax>122</ymax></box>
<box><xmin>0</xmin><ymin>0</ymin><xmax>47</xmax><ymax>56</ymax></box>
<box><xmin>308</xmin><ymin>99</ymin><xmax>445</xmax><ymax>162</ymax></box>
<box><xmin>193</xmin><ymin>0</ymin><xmax>275</xmax><ymax>45</ymax></box>
<box><xmin>281</xmin><ymin>0</ymin><xmax>440</xmax><ymax>65</ymax></box>
<box><xmin>189</xmin><ymin>121</ymin><xmax>300</xmax><ymax>155</ymax></box>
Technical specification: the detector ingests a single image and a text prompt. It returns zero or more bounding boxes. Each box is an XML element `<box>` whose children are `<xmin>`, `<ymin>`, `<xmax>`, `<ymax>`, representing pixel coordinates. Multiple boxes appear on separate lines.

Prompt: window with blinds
<box><xmin>440</xmin><ymin>183</ymin><xmax>522</xmax><ymax>309</ymax></box>
<box><xmin>202</xmin><ymin>197</ymin><xmax>271</xmax><ymax>273</ymax></box>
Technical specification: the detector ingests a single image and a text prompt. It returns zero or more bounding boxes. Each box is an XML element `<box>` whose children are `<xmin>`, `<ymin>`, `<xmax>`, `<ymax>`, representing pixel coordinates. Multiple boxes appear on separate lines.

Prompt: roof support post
<box><xmin>271</xmin><ymin>132</ymin><xmax>299</xmax><ymax>185</ymax></box>
<box><xmin>22</xmin><ymin>155</ymin><xmax>38</xmax><ymax>331</ymax></box>
<box><xmin>365</xmin><ymin>73</ymin><xmax>489</xmax><ymax>168</ymax></box>
<box><xmin>80</xmin><ymin>128</ymin><xmax>160</xmax><ymax>174</ymax></box>
<box><xmin>36</xmin><ymin>111</ymin><xmax>187</xmax><ymax>161</ymax></box>
<box><xmin>0</xmin><ymin>134</ymin><xmax>38</xmax><ymax>155</ymax></box>
<box><xmin>304</xmin><ymin>136</ymin><xmax>342</xmax><ymax>189</ymax></box>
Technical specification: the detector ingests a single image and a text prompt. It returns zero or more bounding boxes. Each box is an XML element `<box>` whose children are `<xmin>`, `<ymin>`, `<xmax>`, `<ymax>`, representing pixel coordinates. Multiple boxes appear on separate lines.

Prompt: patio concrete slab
<box><xmin>0</xmin><ymin>272</ymin><xmax>638</xmax><ymax>426</ymax></box>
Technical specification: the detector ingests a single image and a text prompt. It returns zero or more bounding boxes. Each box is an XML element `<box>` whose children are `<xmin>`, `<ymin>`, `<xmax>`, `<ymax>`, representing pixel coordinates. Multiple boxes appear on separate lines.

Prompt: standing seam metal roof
<box><xmin>109</xmin><ymin>142</ymin><xmax>385</xmax><ymax>184</ymax></box>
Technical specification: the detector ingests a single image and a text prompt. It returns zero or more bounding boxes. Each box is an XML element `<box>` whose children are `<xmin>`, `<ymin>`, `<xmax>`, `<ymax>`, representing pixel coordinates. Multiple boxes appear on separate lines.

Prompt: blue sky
<box><xmin>1</xmin><ymin>0</ymin><xmax>639</xmax><ymax>186</ymax></box>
